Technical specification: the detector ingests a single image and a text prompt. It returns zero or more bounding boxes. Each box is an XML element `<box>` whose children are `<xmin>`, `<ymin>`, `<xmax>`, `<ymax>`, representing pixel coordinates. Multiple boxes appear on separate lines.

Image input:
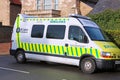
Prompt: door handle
<box><xmin>65</xmin><ymin>43</ymin><xmax>68</xmax><ymax>47</ymax></box>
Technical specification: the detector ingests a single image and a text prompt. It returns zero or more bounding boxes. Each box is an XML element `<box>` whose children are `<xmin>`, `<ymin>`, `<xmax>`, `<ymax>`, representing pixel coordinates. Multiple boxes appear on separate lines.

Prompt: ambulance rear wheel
<box><xmin>15</xmin><ymin>50</ymin><xmax>26</xmax><ymax>63</ymax></box>
<box><xmin>81</xmin><ymin>57</ymin><xmax>96</xmax><ymax>74</ymax></box>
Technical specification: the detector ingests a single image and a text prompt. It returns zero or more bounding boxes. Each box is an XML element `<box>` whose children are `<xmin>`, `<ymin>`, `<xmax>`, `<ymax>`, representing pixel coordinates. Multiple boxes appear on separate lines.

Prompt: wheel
<box><xmin>15</xmin><ymin>50</ymin><xmax>26</xmax><ymax>63</ymax></box>
<box><xmin>80</xmin><ymin>57</ymin><xmax>96</xmax><ymax>74</ymax></box>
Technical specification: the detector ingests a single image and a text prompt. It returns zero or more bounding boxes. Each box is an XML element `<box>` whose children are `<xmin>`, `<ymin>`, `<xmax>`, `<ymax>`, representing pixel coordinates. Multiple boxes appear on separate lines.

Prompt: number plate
<box><xmin>115</xmin><ymin>61</ymin><xmax>120</xmax><ymax>64</ymax></box>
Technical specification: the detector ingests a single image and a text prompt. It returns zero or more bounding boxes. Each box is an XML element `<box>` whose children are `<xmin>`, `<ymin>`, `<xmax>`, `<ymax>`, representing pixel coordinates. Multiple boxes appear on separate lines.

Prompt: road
<box><xmin>0</xmin><ymin>55</ymin><xmax>120</xmax><ymax>80</ymax></box>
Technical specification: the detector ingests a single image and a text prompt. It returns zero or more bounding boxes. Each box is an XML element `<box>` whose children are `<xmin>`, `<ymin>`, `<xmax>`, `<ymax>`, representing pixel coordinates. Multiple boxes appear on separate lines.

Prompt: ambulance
<box><xmin>10</xmin><ymin>14</ymin><xmax>120</xmax><ymax>73</ymax></box>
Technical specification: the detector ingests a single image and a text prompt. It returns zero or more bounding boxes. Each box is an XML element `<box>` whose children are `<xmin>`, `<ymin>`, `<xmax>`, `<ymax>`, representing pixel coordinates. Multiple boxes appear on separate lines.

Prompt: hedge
<box><xmin>88</xmin><ymin>9</ymin><xmax>120</xmax><ymax>48</ymax></box>
<box><xmin>105</xmin><ymin>30</ymin><xmax>120</xmax><ymax>48</ymax></box>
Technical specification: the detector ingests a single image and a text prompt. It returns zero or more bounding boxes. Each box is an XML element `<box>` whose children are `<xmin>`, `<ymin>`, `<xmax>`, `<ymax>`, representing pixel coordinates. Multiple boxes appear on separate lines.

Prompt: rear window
<box><xmin>31</xmin><ymin>25</ymin><xmax>45</xmax><ymax>38</ymax></box>
<box><xmin>46</xmin><ymin>25</ymin><xmax>66</xmax><ymax>39</ymax></box>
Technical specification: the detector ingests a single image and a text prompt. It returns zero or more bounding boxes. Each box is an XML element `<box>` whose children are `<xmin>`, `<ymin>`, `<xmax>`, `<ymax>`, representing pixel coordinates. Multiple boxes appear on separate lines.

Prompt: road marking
<box><xmin>62</xmin><ymin>79</ymin><xmax>67</xmax><ymax>80</ymax></box>
<box><xmin>0</xmin><ymin>67</ymin><xmax>30</xmax><ymax>74</ymax></box>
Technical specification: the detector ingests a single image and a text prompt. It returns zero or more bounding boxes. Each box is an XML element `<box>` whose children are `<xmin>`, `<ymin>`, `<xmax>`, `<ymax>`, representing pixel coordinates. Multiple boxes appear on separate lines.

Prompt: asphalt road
<box><xmin>0</xmin><ymin>55</ymin><xmax>120</xmax><ymax>80</ymax></box>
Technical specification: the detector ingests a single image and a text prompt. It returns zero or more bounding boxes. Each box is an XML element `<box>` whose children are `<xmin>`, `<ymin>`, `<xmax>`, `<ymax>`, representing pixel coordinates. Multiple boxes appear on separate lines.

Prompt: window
<box><xmin>44</xmin><ymin>0</ymin><xmax>52</xmax><ymax>10</ymax></box>
<box><xmin>54</xmin><ymin>0</ymin><xmax>58</xmax><ymax>10</ymax></box>
<box><xmin>31</xmin><ymin>25</ymin><xmax>45</xmax><ymax>38</ymax></box>
<box><xmin>37</xmin><ymin>0</ymin><xmax>41</xmax><ymax>10</ymax></box>
<box><xmin>46</xmin><ymin>25</ymin><xmax>66</xmax><ymax>39</ymax></box>
<box><xmin>69</xmin><ymin>26</ymin><xmax>86</xmax><ymax>43</ymax></box>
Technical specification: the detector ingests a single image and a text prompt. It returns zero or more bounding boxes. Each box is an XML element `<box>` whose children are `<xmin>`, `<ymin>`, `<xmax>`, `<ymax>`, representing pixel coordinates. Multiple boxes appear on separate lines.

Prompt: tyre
<box><xmin>15</xmin><ymin>50</ymin><xmax>26</xmax><ymax>63</ymax></box>
<box><xmin>80</xmin><ymin>57</ymin><xmax>96</xmax><ymax>74</ymax></box>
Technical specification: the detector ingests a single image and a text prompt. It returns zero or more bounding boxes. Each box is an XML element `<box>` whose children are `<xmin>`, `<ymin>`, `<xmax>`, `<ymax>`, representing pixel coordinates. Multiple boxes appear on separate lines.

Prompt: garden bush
<box><xmin>88</xmin><ymin>9</ymin><xmax>120</xmax><ymax>48</ymax></box>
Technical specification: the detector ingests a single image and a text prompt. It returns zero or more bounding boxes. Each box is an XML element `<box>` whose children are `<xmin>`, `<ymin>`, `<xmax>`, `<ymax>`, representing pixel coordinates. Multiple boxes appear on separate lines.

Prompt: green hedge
<box><xmin>106</xmin><ymin>30</ymin><xmax>120</xmax><ymax>48</ymax></box>
<box><xmin>88</xmin><ymin>10</ymin><xmax>120</xmax><ymax>48</ymax></box>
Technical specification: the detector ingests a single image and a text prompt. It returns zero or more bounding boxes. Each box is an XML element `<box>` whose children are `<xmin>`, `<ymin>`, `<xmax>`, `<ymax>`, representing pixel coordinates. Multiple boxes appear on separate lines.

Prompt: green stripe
<box><xmin>58</xmin><ymin>46</ymin><xmax>60</xmax><ymax>55</ymax></box>
<box><xmin>35</xmin><ymin>44</ymin><xmax>38</xmax><ymax>52</ymax></box>
<box><xmin>54</xmin><ymin>45</ymin><xmax>56</xmax><ymax>54</ymax></box>
<box><xmin>38</xmin><ymin>44</ymin><xmax>41</xmax><ymax>52</ymax></box>
<box><xmin>62</xmin><ymin>46</ymin><xmax>64</xmax><ymax>54</ymax></box>
<box><xmin>42</xmin><ymin>44</ymin><xmax>44</xmax><ymax>52</ymax></box>
<box><xmin>85</xmin><ymin>48</ymin><xmax>87</xmax><ymax>53</ymax></box>
<box><xmin>95</xmin><ymin>49</ymin><xmax>99</xmax><ymax>58</ymax></box>
<box><xmin>75</xmin><ymin>47</ymin><xmax>78</xmax><ymax>56</ymax></box>
<box><xmin>32</xmin><ymin>43</ymin><xmax>34</xmax><ymax>51</ymax></box>
<box><xmin>46</xmin><ymin>45</ymin><xmax>48</xmax><ymax>53</ymax></box>
<box><xmin>71</xmin><ymin>47</ymin><xmax>74</xmax><ymax>56</ymax></box>
<box><xmin>50</xmin><ymin>45</ymin><xmax>52</xmax><ymax>54</ymax></box>
<box><xmin>28</xmin><ymin>43</ymin><xmax>30</xmax><ymax>51</ymax></box>
<box><xmin>66</xmin><ymin>47</ymin><xmax>69</xmax><ymax>55</ymax></box>
<box><xmin>90</xmin><ymin>48</ymin><xmax>92</xmax><ymax>55</ymax></box>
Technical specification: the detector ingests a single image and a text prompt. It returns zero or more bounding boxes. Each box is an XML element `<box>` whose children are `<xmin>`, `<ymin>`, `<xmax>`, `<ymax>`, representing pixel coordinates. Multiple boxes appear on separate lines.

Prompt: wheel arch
<box><xmin>79</xmin><ymin>54</ymin><xmax>96</xmax><ymax>68</ymax></box>
<box><xmin>15</xmin><ymin>48</ymin><xmax>25</xmax><ymax>56</ymax></box>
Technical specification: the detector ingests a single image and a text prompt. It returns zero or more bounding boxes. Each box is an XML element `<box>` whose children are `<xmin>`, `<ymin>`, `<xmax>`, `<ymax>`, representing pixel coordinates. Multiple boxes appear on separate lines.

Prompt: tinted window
<box><xmin>46</xmin><ymin>25</ymin><xmax>66</xmax><ymax>39</ymax></box>
<box><xmin>69</xmin><ymin>26</ymin><xmax>87</xmax><ymax>43</ymax></box>
<box><xmin>31</xmin><ymin>25</ymin><xmax>45</xmax><ymax>38</ymax></box>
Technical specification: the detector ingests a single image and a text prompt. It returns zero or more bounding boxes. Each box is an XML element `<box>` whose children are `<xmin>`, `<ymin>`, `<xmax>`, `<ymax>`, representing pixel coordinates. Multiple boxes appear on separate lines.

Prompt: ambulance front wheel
<box><xmin>15</xmin><ymin>50</ymin><xmax>26</xmax><ymax>63</ymax></box>
<box><xmin>80</xmin><ymin>57</ymin><xmax>96</xmax><ymax>74</ymax></box>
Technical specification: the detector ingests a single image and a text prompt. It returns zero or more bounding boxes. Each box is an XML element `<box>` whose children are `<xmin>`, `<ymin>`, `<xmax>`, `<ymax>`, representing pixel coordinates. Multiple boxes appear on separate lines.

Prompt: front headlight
<box><xmin>101</xmin><ymin>52</ymin><xmax>111</xmax><ymax>58</ymax></box>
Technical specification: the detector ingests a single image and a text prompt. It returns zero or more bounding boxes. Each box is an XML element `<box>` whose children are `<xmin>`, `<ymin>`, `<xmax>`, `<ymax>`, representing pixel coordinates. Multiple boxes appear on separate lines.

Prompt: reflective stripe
<box><xmin>77</xmin><ymin>48</ymin><xmax>81</xmax><ymax>56</ymax></box>
<box><xmin>95</xmin><ymin>49</ymin><xmax>99</xmax><ymax>58</ymax></box>
<box><xmin>18</xmin><ymin>43</ymin><xmax>101</xmax><ymax>58</ymax></box>
<box><xmin>40</xmin><ymin>44</ymin><xmax>43</xmax><ymax>52</ymax></box>
<box><xmin>47</xmin><ymin>45</ymin><xmax>51</xmax><ymax>53</ymax></box>
<box><xmin>92</xmin><ymin>48</ymin><xmax>96</xmax><ymax>57</ymax></box>
<box><xmin>68</xmin><ymin>46</ymin><xmax>72</xmax><ymax>56</ymax></box>
<box><xmin>16</xmin><ymin>16</ymin><xmax>20</xmax><ymax>48</ymax></box>
<box><xmin>75</xmin><ymin>47</ymin><xmax>78</xmax><ymax>56</ymax></box>
<box><xmin>51</xmin><ymin>45</ymin><xmax>55</xmax><ymax>54</ymax></box>
<box><xmin>59</xmin><ymin>46</ymin><xmax>63</xmax><ymax>55</ymax></box>
<box><xmin>36</xmin><ymin>44</ymin><xmax>39</xmax><ymax>52</ymax></box>
<box><xmin>26</xmin><ymin>43</ymin><xmax>29</xmax><ymax>51</ymax></box>
<box><xmin>56</xmin><ymin>46</ymin><xmax>59</xmax><ymax>54</ymax></box>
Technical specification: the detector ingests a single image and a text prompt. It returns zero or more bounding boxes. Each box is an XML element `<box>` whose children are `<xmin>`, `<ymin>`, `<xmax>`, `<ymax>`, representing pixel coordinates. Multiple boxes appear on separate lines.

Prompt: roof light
<box><xmin>69</xmin><ymin>14</ymin><xmax>91</xmax><ymax>20</ymax></box>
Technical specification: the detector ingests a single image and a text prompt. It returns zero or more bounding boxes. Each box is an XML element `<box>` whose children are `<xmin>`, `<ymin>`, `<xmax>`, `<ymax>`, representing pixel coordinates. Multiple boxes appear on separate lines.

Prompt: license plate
<box><xmin>115</xmin><ymin>61</ymin><xmax>120</xmax><ymax>64</ymax></box>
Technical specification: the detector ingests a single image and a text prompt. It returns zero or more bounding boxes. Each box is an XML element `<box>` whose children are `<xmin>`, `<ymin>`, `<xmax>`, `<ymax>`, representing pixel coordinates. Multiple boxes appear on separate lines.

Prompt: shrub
<box><xmin>88</xmin><ymin>9</ymin><xmax>120</xmax><ymax>48</ymax></box>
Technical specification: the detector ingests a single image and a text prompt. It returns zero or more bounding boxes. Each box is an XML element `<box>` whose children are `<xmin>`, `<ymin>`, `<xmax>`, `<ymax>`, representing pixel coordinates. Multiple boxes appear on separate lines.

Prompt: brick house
<box><xmin>21</xmin><ymin>0</ymin><xmax>97</xmax><ymax>17</ymax></box>
<box><xmin>0</xmin><ymin>0</ymin><xmax>21</xmax><ymax>26</ymax></box>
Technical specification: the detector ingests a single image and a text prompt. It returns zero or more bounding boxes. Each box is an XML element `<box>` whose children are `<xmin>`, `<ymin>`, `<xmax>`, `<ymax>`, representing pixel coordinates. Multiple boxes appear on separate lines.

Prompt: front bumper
<box><xmin>95</xmin><ymin>59</ymin><xmax>120</xmax><ymax>69</ymax></box>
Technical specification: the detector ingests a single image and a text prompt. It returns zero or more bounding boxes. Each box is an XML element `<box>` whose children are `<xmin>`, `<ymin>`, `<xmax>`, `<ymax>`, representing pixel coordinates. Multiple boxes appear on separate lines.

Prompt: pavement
<box><xmin>0</xmin><ymin>43</ymin><xmax>10</xmax><ymax>55</ymax></box>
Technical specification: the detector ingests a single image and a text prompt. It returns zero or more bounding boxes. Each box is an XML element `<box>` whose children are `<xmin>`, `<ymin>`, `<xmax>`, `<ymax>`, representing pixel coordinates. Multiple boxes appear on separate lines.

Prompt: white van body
<box><xmin>10</xmin><ymin>14</ymin><xmax>120</xmax><ymax>73</ymax></box>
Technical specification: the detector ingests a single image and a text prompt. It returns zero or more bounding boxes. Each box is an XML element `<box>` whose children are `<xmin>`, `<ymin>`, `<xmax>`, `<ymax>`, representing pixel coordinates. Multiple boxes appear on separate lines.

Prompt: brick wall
<box><xmin>0</xmin><ymin>0</ymin><xmax>10</xmax><ymax>26</ymax></box>
<box><xmin>0</xmin><ymin>26</ymin><xmax>13</xmax><ymax>43</ymax></box>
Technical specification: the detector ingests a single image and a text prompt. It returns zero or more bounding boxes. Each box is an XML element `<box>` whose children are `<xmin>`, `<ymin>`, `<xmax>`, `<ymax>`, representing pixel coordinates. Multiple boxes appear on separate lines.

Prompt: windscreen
<box><xmin>84</xmin><ymin>27</ymin><xmax>110</xmax><ymax>41</ymax></box>
<box><xmin>79</xmin><ymin>18</ymin><xmax>110</xmax><ymax>41</ymax></box>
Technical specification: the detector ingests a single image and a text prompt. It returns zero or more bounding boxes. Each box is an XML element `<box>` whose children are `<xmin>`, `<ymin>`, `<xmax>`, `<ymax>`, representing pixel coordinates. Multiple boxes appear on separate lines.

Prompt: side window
<box><xmin>31</xmin><ymin>25</ymin><xmax>45</xmax><ymax>38</ymax></box>
<box><xmin>46</xmin><ymin>25</ymin><xmax>66</xmax><ymax>39</ymax></box>
<box><xmin>69</xmin><ymin>26</ymin><xmax>87</xmax><ymax>43</ymax></box>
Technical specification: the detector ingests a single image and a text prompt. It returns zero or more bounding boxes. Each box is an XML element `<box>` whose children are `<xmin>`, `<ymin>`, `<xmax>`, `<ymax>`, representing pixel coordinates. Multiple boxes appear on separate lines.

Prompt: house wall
<box><xmin>21</xmin><ymin>0</ymin><xmax>36</xmax><ymax>13</ymax></box>
<box><xmin>10</xmin><ymin>4</ymin><xmax>21</xmax><ymax>26</ymax></box>
<box><xmin>0</xmin><ymin>0</ymin><xmax>10</xmax><ymax>26</ymax></box>
<box><xmin>21</xmin><ymin>0</ymin><xmax>93</xmax><ymax>17</ymax></box>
